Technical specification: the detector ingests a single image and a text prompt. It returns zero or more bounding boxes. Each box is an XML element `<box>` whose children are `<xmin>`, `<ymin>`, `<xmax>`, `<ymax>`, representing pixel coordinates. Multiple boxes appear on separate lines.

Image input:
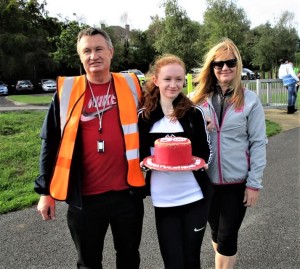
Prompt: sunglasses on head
<box><xmin>212</xmin><ymin>59</ymin><xmax>237</xmax><ymax>70</ymax></box>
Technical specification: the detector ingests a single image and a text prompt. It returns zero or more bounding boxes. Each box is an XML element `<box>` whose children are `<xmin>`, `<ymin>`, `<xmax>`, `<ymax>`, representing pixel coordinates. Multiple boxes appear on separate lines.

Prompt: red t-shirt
<box><xmin>80</xmin><ymin>81</ymin><xmax>128</xmax><ymax>195</ymax></box>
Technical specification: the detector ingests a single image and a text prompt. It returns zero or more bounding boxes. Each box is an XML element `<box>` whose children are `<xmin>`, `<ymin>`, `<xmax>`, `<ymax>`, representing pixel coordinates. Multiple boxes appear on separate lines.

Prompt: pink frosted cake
<box><xmin>143</xmin><ymin>137</ymin><xmax>205</xmax><ymax>171</ymax></box>
<box><xmin>154</xmin><ymin>137</ymin><xmax>192</xmax><ymax>166</ymax></box>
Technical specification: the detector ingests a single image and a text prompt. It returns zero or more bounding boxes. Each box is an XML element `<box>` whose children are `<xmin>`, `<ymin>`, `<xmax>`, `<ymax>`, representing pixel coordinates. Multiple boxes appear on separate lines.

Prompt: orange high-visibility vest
<box><xmin>50</xmin><ymin>73</ymin><xmax>145</xmax><ymax>200</ymax></box>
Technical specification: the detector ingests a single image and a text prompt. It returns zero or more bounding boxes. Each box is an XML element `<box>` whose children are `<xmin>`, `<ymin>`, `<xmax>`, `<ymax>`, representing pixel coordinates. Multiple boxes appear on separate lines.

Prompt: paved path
<box><xmin>0</xmin><ymin>97</ymin><xmax>299</xmax><ymax>268</ymax></box>
<box><xmin>0</xmin><ymin>96</ymin><xmax>49</xmax><ymax>111</ymax></box>
<box><xmin>0</xmin><ymin>127</ymin><xmax>299</xmax><ymax>268</ymax></box>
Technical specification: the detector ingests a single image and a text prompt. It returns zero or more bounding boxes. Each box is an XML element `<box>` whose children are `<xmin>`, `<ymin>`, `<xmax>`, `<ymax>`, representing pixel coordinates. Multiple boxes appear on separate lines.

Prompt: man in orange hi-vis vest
<box><xmin>34</xmin><ymin>27</ymin><xmax>146</xmax><ymax>269</ymax></box>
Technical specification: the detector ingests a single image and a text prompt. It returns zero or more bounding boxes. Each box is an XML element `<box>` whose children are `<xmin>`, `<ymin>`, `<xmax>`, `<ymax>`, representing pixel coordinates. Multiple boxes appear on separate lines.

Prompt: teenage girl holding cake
<box><xmin>192</xmin><ymin>38</ymin><xmax>267</xmax><ymax>269</ymax></box>
<box><xmin>138</xmin><ymin>54</ymin><xmax>213</xmax><ymax>269</ymax></box>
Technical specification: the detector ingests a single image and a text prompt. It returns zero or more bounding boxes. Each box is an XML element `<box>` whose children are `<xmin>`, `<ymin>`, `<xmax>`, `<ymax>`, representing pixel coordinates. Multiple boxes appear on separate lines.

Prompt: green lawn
<box><xmin>8</xmin><ymin>94</ymin><xmax>53</xmax><ymax>105</ymax></box>
<box><xmin>0</xmin><ymin>111</ymin><xmax>46</xmax><ymax>214</ymax></box>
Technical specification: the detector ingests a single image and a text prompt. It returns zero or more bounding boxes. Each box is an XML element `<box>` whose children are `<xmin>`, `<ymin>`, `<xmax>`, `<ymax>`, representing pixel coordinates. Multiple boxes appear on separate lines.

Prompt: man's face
<box><xmin>77</xmin><ymin>34</ymin><xmax>114</xmax><ymax>76</ymax></box>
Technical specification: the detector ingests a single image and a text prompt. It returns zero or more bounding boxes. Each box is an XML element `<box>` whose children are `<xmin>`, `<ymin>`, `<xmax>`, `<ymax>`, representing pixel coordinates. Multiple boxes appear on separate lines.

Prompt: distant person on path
<box><xmin>138</xmin><ymin>54</ymin><xmax>213</xmax><ymax>269</ymax></box>
<box><xmin>34</xmin><ymin>27</ymin><xmax>146</xmax><ymax>269</ymax></box>
<box><xmin>192</xmin><ymin>38</ymin><xmax>267</xmax><ymax>269</ymax></box>
<box><xmin>278</xmin><ymin>58</ymin><xmax>299</xmax><ymax>114</ymax></box>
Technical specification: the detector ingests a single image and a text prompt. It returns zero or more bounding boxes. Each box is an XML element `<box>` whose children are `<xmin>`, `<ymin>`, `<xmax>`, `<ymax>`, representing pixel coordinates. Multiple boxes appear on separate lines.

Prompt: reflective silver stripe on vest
<box><xmin>122</xmin><ymin>123</ymin><xmax>138</xmax><ymax>135</ymax></box>
<box><xmin>117</xmin><ymin>74</ymin><xmax>140</xmax><ymax>161</ymax></box>
<box><xmin>126</xmin><ymin>148</ymin><xmax>139</xmax><ymax>160</ymax></box>
<box><xmin>122</xmin><ymin>122</ymin><xmax>139</xmax><ymax>161</ymax></box>
<box><xmin>119</xmin><ymin>73</ymin><xmax>139</xmax><ymax>107</ymax></box>
<box><xmin>59</xmin><ymin>77</ymin><xmax>75</xmax><ymax>135</ymax></box>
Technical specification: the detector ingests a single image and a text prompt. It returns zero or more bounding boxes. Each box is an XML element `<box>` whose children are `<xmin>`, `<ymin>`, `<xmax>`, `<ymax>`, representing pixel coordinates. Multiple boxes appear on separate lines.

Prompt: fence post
<box><xmin>256</xmin><ymin>79</ymin><xmax>261</xmax><ymax>100</ymax></box>
<box><xmin>266</xmin><ymin>82</ymin><xmax>270</xmax><ymax>106</ymax></box>
<box><xmin>186</xmin><ymin>73</ymin><xmax>193</xmax><ymax>95</ymax></box>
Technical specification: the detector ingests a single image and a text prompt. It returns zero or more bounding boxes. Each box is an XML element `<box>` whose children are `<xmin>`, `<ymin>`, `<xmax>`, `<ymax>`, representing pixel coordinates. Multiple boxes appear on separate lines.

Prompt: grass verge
<box><xmin>0</xmin><ymin>111</ymin><xmax>46</xmax><ymax>214</ymax></box>
<box><xmin>7</xmin><ymin>94</ymin><xmax>53</xmax><ymax>105</ymax></box>
<box><xmin>265</xmin><ymin>119</ymin><xmax>282</xmax><ymax>137</ymax></box>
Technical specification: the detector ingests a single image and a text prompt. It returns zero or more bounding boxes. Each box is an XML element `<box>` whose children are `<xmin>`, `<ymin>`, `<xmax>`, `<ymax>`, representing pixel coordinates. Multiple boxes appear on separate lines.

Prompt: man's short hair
<box><xmin>77</xmin><ymin>27</ymin><xmax>113</xmax><ymax>52</ymax></box>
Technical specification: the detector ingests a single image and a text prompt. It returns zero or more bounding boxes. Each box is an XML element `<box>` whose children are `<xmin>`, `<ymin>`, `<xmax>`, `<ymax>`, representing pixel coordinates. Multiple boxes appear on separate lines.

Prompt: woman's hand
<box><xmin>206</xmin><ymin>116</ymin><xmax>215</xmax><ymax>132</ymax></box>
<box><xmin>243</xmin><ymin>188</ymin><xmax>259</xmax><ymax>207</ymax></box>
<box><xmin>140</xmin><ymin>161</ymin><xmax>150</xmax><ymax>172</ymax></box>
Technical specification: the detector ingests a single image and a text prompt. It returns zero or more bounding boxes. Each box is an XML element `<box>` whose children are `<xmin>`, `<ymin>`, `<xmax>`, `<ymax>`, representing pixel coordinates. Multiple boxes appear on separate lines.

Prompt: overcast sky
<box><xmin>44</xmin><ymin>0</ymin><xmax>300</xmax><ymax>34</ymax></box>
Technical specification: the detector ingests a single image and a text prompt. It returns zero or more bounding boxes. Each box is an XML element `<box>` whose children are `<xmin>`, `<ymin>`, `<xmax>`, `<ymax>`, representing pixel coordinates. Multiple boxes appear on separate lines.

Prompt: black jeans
<box><xmin>67</xmin><ymin>190</ymin><xmax>144</xmax><ymax>269</ymax></box>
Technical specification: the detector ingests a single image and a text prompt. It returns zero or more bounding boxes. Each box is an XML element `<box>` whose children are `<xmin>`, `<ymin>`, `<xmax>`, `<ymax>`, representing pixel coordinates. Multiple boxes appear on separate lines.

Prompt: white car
<box><xmin>40</xmin><ymin>79</ymin><xmax>57</xmax><ymax>92</ymax></box>
<box><xmin>185</xmin><ymin>68</ymin><xmax>202</xmax><ymax>86</ymax></box>
<box><xmin>241</xmin><ymin>68</ymin><xmax>260</xmax><ymax>80</ymax></box>
<box><xmin>120</xmin><ymin>69</ymin><xmax>146</xmax><ymax>85</ymax></box>
<box><xmin>0</xmin><ymin>81</ymin><xmax>8</xmax><ymax>95</ymax></box>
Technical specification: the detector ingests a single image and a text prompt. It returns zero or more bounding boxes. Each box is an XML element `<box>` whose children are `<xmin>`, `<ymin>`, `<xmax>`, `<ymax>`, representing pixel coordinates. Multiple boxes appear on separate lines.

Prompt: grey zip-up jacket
<box><xmin>199</xmin><ymin>89</ymin><xmax>267</xmax><ymax>189</ymax></box>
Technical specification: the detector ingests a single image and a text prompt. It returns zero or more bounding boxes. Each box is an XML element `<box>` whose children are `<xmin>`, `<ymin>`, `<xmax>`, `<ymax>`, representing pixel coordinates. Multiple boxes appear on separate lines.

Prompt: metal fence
<box><xmin>187</xmin><ymin>78</ymin><xmax>288</xmax><ymax>107</ymax></box>
<box><xmin>242</xmin><ymin>79</ymin><xmax>288</xmax><ymax>107</ymax></box>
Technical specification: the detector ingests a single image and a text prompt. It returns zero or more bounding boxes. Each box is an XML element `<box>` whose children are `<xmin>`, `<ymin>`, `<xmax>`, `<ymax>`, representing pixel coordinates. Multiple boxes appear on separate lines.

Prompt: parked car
<box><xmin>0</xmin><ymin>81</ymin><xmax>9</xmax><ymax>95</ymax></box>
<box><xmin>39</xmin><ymin>79</ymin><xmax>57</xmax><ymax>92</ymax></box>
<box><xmin>120</xmin><ymin>69</ymin><xmax>146</xmax><ymax>85</ymax></box>
<box><xmin>15</xmin><ymin>80</ymin><xmax>34</xmax><ymax>93</ymax></box>
<box><xmin>241</xmin><ymin>68</ymin><xmax>260</xmax><ymax>80</ymax></box>
<box><xmin>189</xmin><ymin>68</ymin><xmax>202</xmax><ymax>78</ymax></box>
<box><xmin>185</xmin><ymin>68</ymin><xmax>202</xmax><ymax>86</ymax></box>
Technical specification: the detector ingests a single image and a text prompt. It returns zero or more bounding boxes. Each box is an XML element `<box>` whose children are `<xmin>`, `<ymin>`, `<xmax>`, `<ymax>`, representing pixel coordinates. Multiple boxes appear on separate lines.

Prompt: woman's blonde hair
<box><xmin>142</xmin><ymin>54</ymin><xmax>193</xmax><ymax>120</ymax></box>
<box><xmin>192</xmin><ymin>38</ymin><xmax>244</xmax><ymax>108</ymax></box>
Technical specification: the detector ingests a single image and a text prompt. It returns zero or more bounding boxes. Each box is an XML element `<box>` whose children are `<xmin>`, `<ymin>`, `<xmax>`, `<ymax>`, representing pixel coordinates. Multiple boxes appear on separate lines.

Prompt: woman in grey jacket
<box><xmin>192</xmin><ymin>38</ymin><xmax>267</xmax><ymax>269</ymax></box>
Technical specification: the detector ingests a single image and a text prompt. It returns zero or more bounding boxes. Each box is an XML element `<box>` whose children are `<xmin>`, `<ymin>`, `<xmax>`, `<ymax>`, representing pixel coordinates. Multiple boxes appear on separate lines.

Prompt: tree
<box><xmin>251</xmin><ymin>11</ymin><xmax>299</xmax><ymax>77</ymax></box>
<box><xmin>125</xmin><ymin>30</ymin><xmax>156</xmax><ymax>72</ymax></box>
<box><xmin>50</xmin><ymin>20</ymin><xmax>86</xmax><ymax>74</ymax></box>
<box><xmin>0</xmin><ymin>0</ymin><xmax>299</xmax><ymax>84</ymax></box>
<box><xmin>273</xmin><ymin>11</ymin><xmax>299</xmax><ymax>62</ymax></box>
<box><xmin>152</xmin><ymin>0</ymin><xmax>203</xmax><ymax>70</ymax></box>
<box><xmin>250</xmin><ymin>24</ymin><xmax>277</xmax><ymax>74</ymax></box>
<box><xmin>0</xmin><ymin>0</ymin><xmax>61</xmax><ymax>84</ymax></box>
<box><xmin>202</xmin><ymin>0</ymin><xmax>250</xmax><ymax>58</ymax></box>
